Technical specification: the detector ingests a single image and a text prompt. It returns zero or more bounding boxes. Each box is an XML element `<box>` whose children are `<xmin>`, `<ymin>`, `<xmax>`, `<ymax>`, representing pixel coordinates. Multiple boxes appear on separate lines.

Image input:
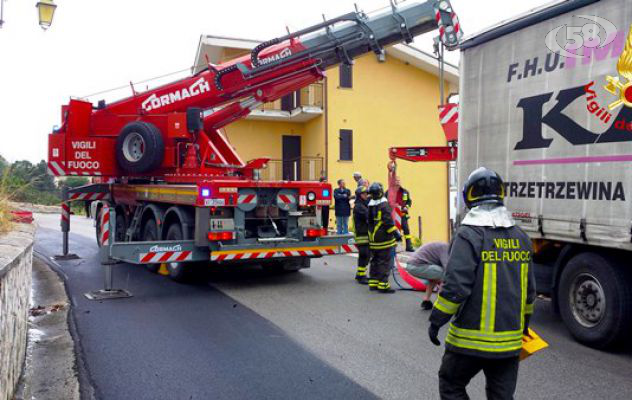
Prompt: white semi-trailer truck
<box><xmin>458</xmin><ymin>0</ymin><xmax>632</xmax><ymax>348</ymax></box>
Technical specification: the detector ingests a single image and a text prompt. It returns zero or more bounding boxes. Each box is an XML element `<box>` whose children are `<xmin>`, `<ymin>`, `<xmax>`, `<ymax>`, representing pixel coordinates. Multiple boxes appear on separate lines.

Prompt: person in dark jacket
<box><xmin>428</xmin><ymin>167</ymin><xmax>536</xmax><ymax>400</ymax></box>
<box><xmin>368</xmin><ymin>182</ymin><xmax>401</xmax><ymax>293</ymax></box>
<box><xmin>353</xmin><ymin>186</ymin><xmax>371</xmax><ymax>284</ymax></box>
<box><xmin>334</xmin><ymin>179</ymin><xmax>352</xmax><ymax>234</ymax></box>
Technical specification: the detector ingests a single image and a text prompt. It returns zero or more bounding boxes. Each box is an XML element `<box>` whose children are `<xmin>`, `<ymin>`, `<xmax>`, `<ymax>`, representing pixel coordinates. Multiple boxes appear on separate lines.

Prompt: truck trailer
<box><xmin>458</xmin><ymin>0</ymin><xmax>632</xmax><ymax>348</ymax></box>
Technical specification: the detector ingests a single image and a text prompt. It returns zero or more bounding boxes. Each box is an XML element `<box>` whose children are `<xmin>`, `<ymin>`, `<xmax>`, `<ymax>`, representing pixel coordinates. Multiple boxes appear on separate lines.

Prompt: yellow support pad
<box><xmin>520</xmin><ymin>328</ymin><xmax>549</xmax><ymax>361</ymax></box>
<box><xmin>158</xmin><ymin>263</ymin><xmax>169</xmax><ymax>276</ymax></box>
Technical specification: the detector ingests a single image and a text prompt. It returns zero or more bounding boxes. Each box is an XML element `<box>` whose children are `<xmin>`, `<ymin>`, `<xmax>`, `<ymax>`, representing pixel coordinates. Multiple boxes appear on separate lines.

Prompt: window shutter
<box><xmin>339</xmin><ymin>64</ymin><xmax>353</xmax><ymax>88</ymax></box>
<box><xmin>339</xmin><ymin>129</ymin><xmax>353</xmax><ymax>161</ymax></box>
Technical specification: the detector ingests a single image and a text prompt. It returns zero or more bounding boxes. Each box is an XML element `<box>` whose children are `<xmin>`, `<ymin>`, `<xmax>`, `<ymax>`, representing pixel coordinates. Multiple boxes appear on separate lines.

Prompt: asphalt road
<box><xmin>35</xmin><ymin>213</ymin><xmax>632</xmax><ymax>400</ymax></box>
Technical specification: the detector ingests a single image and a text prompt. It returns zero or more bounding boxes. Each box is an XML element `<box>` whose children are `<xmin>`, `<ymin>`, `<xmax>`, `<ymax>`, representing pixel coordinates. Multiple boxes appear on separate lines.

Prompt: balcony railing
<box><xmin>256</xmin><ymin>157</ymin><xmax>324</xmax><ymax>181</ymax></box>
<box><xmin>247</xmin><ymin>83</ymin><xmax>324</xmax><ymax>123</ymax></box>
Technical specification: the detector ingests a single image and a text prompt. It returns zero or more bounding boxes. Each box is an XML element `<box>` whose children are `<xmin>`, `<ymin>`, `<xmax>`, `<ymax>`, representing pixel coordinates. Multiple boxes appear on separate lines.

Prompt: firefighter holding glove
<box><xmin>428</xmin><ymin>167</ymin><xmax>536</xmax><ymax>399</ymax></box>
<box><xmin>368</xmin><ymin>182</ymin><xmax>399</xmax><ymax>294</ymax></box>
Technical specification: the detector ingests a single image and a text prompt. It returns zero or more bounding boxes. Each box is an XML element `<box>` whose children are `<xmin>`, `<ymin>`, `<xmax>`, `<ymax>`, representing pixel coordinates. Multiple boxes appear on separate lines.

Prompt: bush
<box><xmin>0</xmin><ymin>170</ymin><xmax>14</xmax><ymax>234</ymax></box>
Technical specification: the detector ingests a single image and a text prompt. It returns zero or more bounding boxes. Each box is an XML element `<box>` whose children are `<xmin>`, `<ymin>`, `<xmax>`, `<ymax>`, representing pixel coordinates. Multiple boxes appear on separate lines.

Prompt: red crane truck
<box><xmin>47</xmin><ymin>1</ymin><xmax>462</xmax><ymax>283</ymax></box>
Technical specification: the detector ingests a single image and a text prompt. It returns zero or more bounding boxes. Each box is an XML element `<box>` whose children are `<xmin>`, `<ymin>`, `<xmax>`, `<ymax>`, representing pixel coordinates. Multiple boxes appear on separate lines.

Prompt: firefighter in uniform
<box><xmin>368</xmin><ymin>182</ymin><xmax>401</xmax><ymax>293</ymax></box>
<box><xmin>428</xmin><ymin>167</ymin><xmax>536</xmax><ymax>400</ymax></box>
<box><xmin>386</xmin><ymin>177</ymin><xmax>414</xmax><ymax>252</ymax></box>
<box><xmin>353</xmin><ymin>186</ymin><xmax>370</xmax><ymax>284</ymax></box>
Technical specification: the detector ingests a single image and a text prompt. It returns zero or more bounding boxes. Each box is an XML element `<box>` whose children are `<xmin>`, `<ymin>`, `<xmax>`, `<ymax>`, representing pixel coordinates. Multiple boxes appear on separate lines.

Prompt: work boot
<box><xmin>421</xmin><ymin>300</ymin><xmax>433</xmax><ymax>310</ymax></box>
<box><xmin>368</xmin><ymin>279</ymin><xmax>379</xmax><ymax>291</ymax></box>
<box><xmin>405</xmin><ymin>239</ymin><xmax>414</xmax><ymax>252</ymax></box>
<box><xmin>377</xmin><ymin>282</ymin><xmax>396</xmax><ymax>294</ymax></box>
<box><xmin>355</xmin><ymin>276</ymin><xmax>369</xmax><ymax>285</ymax></box>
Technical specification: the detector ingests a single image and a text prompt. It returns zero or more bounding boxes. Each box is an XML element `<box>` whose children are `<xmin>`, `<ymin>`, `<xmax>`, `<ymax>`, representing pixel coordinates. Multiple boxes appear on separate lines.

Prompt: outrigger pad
<box><xmin>54</xmin><ymin>253</ymin><xmax>81</xmax><ymax>261</ymax></box>
<box><xmin>84</xmin><ymin>289</ymin><xmax>133</xmax><ymax>301</ymax></box>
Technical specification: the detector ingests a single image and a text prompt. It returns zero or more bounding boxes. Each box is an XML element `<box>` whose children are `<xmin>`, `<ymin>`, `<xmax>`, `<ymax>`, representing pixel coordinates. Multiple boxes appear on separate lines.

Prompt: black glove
<box><xmin>523</xmin><ymin>314</ymin><xmax>531</xmax><ymax>335</ymax></box>
<box><xmin>428</xmin><ymin>324</ymin><xmax>441</xmax><ymax>346</ymax></box>
<box><xmin>394</xmin><ymin>231</ymin><xmax>403</xmax><ymax>242</ymax></box>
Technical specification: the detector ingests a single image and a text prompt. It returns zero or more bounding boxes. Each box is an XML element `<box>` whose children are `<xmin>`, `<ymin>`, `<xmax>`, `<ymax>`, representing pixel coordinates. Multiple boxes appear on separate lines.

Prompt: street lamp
<box><xmin>0</xmin><ymin>0</ymin><xmax>5</xmax><ymax>28</ymax></box>
<box><xmin>36</xmin><ymin>0</ymin><xmax>57</xmax><ymax>30</ymax></box>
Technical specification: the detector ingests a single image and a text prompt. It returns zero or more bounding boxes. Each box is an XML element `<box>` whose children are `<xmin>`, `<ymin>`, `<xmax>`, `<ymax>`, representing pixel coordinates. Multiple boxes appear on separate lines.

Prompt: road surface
<box><xmin>34</xmin><ymin>213</ymin><xmax>632</xmax><ymax>399</ymax></box>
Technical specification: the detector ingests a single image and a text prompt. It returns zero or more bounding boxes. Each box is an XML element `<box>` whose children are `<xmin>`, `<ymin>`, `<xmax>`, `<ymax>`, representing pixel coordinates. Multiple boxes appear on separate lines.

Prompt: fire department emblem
<box><xmin>604</xmin><ymin>25</ymin><xmax>632</xmax><ymax>109</ymax></box>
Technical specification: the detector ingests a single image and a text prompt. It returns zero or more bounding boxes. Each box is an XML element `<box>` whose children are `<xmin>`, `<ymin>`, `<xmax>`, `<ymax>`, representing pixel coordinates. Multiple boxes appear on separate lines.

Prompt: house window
<box><xmin>339</xmin><ymin>129</ymin><xmax>353</xmax><ymax>161</ymax></box>
<box><xmin>339</xmin><ymin>63</ymin><xmax>353</xmax><ymax>88</ymax></box>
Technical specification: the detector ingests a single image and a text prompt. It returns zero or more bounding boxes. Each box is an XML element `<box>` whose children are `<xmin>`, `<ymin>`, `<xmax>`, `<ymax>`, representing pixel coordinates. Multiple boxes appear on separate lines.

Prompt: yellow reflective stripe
<box><xmin>387</xmin><ymin>226</ymin><xmax>397</xmax><ymax>233</ymax></box>
<box><xmin>404</xmin><ymin>235</ymin><xmax>413</xmax><ymax>239</ymax></box>
<box><xmin>448</xmin><ymin>325</ymin><xmax>522</xmax><ymax>342</ymax></box>
<box><xmin>521</xmin><ymin>263</ymin><xmax>528</xmax><ymax>327</ymax></box>
<box><xmin>481</xmin><ymin>263</ymin><xmax>497</xmax><ymax>332</ymax></box>
<box><xmin>434</xmin><ymin>295</ymin><xmax>460</xmax><ymax>315</ymax></box>
<box><xmin>370</xmin><ymin>240</ymin><xmax>396</xmax><ymax>250</ymax></box>
<box><xmin>446</xmin><ymin>334</ymin><xmax>522</xmax><ymax>353</ymax></box>
<box><xmin>525</xmin><ymin>302</ymin><xmax>534</xmax><ymax>315</ymax></box>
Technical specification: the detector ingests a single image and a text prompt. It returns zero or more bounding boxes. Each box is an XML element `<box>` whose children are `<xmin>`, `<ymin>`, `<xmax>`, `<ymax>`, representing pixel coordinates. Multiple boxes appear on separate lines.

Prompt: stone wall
<box><xmin>0</xmin><ymin>224</ymin><xmax>35</xmax><ymax>400</ymax></box>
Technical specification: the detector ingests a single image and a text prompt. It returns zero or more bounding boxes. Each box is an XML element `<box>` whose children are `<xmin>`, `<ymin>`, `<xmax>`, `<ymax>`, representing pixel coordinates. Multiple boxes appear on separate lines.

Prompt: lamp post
<box><xmin>0</xmin><ymin>0</ymin><xmax>5</xmax><ymax>28</ymax></box>
<box><xmin>36</xmin><ymin>0</ymin><xmax>57</xmax><ymax>30</ymax></box>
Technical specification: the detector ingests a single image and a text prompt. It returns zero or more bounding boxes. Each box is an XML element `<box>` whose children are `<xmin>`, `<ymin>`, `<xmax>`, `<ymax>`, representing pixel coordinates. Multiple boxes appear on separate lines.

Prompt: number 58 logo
<box><xmin>545</xmin><ymin>15</ymin><xmax>617</xmax><ymax>58</ymax></box>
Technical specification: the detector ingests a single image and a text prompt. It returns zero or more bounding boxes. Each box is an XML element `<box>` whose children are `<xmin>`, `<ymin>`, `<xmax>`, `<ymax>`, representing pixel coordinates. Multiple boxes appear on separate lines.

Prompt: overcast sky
<box><xmin>0</xmin><ymin>0</ymin><xmax>550</xmax><ymax>163</ymax></box>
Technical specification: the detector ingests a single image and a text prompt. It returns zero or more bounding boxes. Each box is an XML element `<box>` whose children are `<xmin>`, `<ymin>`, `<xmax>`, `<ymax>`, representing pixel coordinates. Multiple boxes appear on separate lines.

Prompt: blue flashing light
<box><xmin>201</xmin><ymin>188</ymin><xmax>211</xmax><ymax>198</ymax></box>
<box><xmin>322</xmin><ymin>189</ymin><xmax>330</xmax><ymax>198</ymax></box>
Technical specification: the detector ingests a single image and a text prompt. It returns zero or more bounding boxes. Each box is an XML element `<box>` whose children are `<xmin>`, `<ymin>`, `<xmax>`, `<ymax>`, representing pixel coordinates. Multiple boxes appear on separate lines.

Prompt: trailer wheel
<box><xmin>165</xmin><ymin>223</ymin><xmax>193</xmax><ymax>283</ymax></box>
<box><xmin>142</xmin><ymin>219</ymin><xmax>160</xmax><ymax>273</ymax></box>
<box><xmin>558</xmin><ymin>252</ymin><xmax>632</xmax><ymax>349</ymax></box>
<box><xmin>115</xmin><ymin>121</ymin><xmax>164</xmax><ymax>174</ymax></box>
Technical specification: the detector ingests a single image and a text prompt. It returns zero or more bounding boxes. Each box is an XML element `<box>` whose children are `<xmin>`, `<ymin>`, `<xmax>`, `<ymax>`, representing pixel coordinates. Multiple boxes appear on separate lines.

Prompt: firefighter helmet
<box><xmin>368</xmin><ymin>182</ymin><xmax>384</xmax><ymax>199</ymax></box>
<box><xmin>462</xmin><ymin>167</ymin><xmax>505</xmax><ymax>208</ymax></box>
<box><xmin>355</xmin><ymin>185</ymin><xmax>368</xmax><ymax>197</ymax></box>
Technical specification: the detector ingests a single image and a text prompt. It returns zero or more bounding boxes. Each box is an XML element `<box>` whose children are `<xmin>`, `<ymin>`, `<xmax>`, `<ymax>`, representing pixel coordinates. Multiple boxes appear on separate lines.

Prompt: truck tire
<box><xmin>558</xmin><ymin>252</ymin><xmax>632</xmax><ymax>349</ymax></box>
<box><xmin>115</xmin><ymin>212</ymin><xmax>127</xmax><ymax>242</ymax></box>
<box><xmin>164</xmin><ymin>223</ymin><xmax>193</xmax><ymax>283</ymax></box>
<box><xmin>142</xmin><ymin>219</ymin><xmax>160</xmax><ymax>273</ymax></box>
<box><xmin>115</xmin><ymin>121</ymin><xmax>164</xmax><ymax>174</ymax></box>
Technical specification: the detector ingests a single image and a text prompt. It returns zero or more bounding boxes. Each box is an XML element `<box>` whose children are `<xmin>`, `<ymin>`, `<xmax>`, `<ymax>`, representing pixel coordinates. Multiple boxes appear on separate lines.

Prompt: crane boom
<box><xmin>48</xmin><ymin>0</ymin><xmax>461</xmax><ymax>180</ymax></box>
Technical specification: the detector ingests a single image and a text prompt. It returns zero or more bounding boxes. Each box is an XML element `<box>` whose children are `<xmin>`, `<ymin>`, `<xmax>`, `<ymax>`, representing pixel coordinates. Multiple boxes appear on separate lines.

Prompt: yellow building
<box><xmin>194</xmin><ymin>36</ymin><xmax>459</xmax><ymax>243</ymax></box>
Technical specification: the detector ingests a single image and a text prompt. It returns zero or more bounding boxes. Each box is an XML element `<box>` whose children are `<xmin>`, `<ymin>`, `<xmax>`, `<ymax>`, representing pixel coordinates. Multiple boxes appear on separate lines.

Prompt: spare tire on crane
<box><xmin>115</xmin><ymin>121</ymin><xmax>164</xmax><ymax>174</ymax></box>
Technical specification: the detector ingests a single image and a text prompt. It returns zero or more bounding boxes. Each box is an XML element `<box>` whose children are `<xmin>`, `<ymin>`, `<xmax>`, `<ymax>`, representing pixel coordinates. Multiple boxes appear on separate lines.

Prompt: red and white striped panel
<box><xmin>99</xmin><ymin>205</ymin><xmax>110</xmax><ymax>246</ymax></box>
<box><xmin>61</xmin><ymin>202</ymin><xmax>71</xmax><ymax>227</ymax></box>
<box><xmin>139</xmin><ymin>251</ymin><xmax>193</xmax><ymax>264</ymax></box>
<box><xmin>434</xmin><ymin>5</ymin><xmax>463</xmax><ymax>47</ymax></box>
<box><xmin>278</xmin><ymin>194</ymin><xmax>296</xmax><ymax>205</ymax></box>
<box><xmin>210</xmin><ymin>245</ymin><xmax>357</xmax><ymax>262</ymax></box>
<box><xmin>68</xmin><ymin>171</ymin><xmax>103</xmax><ymax>176</ymax></box>
<box><xmin>439</xmin><ymin>103</ymin><xmax>459</xmax><ymax>142</ymax></box>
<box><xmin>238</xmin><ymin>193</ymin><xmax>257</xmax><ymax>205</ymax></box>
<box><xmin>69</xmin><ymin>192</ymin><xmax>107</xmax><ymax>201</ymax></box>
<box><xmin>48</xmin><ymin>161</ymin><xmax>66</xmax><ymax>176</ymax></box>
<box><xmin>393</xmin><ymin>206</ymin><xmax>403</xmax><ymax>231</ymax></box>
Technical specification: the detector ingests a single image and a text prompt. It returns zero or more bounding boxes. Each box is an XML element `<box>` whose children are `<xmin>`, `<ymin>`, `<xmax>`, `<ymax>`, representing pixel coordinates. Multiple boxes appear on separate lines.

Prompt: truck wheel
<box><xmin>142</xmin><ymin>219</ymin><xmax>160</xmax><ymax>273</ymax></box>
<box><xmin>558</xmin><ymin>252</ymin><xmax>632</xmax><ymax>349</ymax></box>
<box><xmin>115</xmin><ymin>121</ymin><xmax>164</xmax><ymax>174</ymax></box>
<box><xmin>165</xmin><ymin>223</ymin><xmax>193</xmax><ymax>283</ymax></box>
<box><xmin>115</xmin><ymin>213</ymin><xmax>127</xmax><ymax>242</ymax></box>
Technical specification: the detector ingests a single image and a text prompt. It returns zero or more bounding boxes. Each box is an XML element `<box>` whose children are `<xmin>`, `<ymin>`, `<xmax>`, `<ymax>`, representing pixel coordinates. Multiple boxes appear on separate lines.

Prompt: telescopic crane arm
<box><xmin>48</xmin><ymin>0</ymin><xmax>462</xmax><ymax>180</ymax></box>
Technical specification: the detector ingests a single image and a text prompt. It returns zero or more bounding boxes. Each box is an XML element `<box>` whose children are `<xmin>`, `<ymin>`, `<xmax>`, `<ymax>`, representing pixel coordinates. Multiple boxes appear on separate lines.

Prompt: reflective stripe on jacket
<box><xmin>368</xmin><ymin>199</ymin><xmax>397</xmax><ymax>250</ymax></box>
<box><xmin>430</xmin><ymin>224</ymin><xmax>536</xmax><ymax>358</ymax></box>
<box><xmin>353</xmin><ymin>199</ymin><xmax>369</xmax><ymax>245</ymax></box>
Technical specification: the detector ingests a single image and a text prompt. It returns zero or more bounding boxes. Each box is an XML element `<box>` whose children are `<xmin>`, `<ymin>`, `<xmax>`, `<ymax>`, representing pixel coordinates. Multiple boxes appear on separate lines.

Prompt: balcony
<box><xmin>247</xmin><ymin>83</ymin><xmax>324</xmax><ymax>123</ymax></box>
<box><xmin>256</xmin><ymin>157</ymin><xmax>324</xmax><ymax>181</ymax></box>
